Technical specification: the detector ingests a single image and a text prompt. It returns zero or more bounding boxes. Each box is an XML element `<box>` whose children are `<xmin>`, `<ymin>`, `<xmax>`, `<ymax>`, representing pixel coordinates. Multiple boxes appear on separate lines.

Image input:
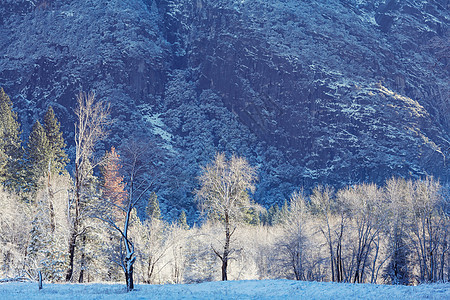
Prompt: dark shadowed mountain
<box><xmin>1</xmin><ymin>0</ymin><xmax>449</xmax><ymax>219</ymax></box>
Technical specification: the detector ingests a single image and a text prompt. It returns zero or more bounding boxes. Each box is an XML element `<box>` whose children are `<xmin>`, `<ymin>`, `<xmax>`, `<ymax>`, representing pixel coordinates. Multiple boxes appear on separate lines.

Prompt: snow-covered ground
<box><xmin>1</xmin><ymin>280</ymin><xmax>449</xmax><ymax>299</ymax></box>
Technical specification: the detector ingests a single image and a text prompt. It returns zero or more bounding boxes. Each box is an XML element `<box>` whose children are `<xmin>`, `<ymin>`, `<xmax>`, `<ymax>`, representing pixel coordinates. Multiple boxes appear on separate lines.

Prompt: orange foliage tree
<box><xmin>101</xmin><ymin>147</ymin><xmax>127</xmax><ymax>221</ymax></box>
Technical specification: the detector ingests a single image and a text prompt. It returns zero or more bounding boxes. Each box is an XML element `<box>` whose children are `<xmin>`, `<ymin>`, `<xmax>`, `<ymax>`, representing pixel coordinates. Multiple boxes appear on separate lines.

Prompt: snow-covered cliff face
<box><xmin>1</xmin><ymin>0</ymin><xmax>449</xmax><ymax>217</ymax></box>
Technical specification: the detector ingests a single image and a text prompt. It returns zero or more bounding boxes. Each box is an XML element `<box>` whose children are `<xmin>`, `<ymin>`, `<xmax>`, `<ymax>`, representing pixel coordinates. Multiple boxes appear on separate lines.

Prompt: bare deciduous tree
<box><xmin>309</xmin><ymin>186</ymin><xmax>348</xmax><ymax>282</ymax></box>
<box><xmin>338</xmin><ymin>183</ymin><xmax>387</xmax><ymax>283</ymax></box>
<box><xmin>96</xmin><ymin>140</ymin><xmax>153</xmax><ymax>291</ymax></box>
<box><xmin>278</xmin><ymin>191</ymin><xmax>311</xmax><ymax>281</ymax></box>
<box><xmin>66</xmin><ymin>91</ymin><xmax>110</xmax><ymax>282</ymax></box>
<box><xmin>407</xmin><ymin>177</ymin><xmax>448</xmax><ymax>283</ymax></box>
<box><xmin>195</xmin><ymin>153</ymin><xmax>257</xmax><ymax>281</ymax></box>
<box><xmin>0</xmin><ymin>187</ymin><xmax>32</xmax><ymax>279</ymax></box>
<box><xmin>383</xmin><ymin>177</ymin><xmax>412</xmax><ymax>285</ymax></box>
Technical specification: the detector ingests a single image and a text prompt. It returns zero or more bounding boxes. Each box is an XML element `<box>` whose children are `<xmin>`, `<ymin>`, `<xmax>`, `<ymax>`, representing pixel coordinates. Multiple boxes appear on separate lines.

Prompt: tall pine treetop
<box><xmin>0</xmin><ymin>87</ymin><xmax>24</xmax><ymax>191</ymax></box>
<box><xmin>178</xmin><ymin>209</ymin><xmax>189</xmax><ymax>230</ymax></box>
<box><xmin>146</xmin><ymin>192</ymin><xmax>161</xmax><ymax>220</ymax></box>
<box><xmin>26</xmin><ymin>120</ymin><xmax>51</xmax><ymax>194</ymax></box>
<box><xmin>43</xmin><ymin>106</ymin><xmax>69</xmax><ymax>174</ymax></box>
<box><xmin>27</xmin><ymin>120</ymin><xmax>50</xmax><ymax>167</ymax></box>
<box><xmin>0</xmin><ymin>87</ymin><xmax>22</xmax><ymax>156</ymax></box>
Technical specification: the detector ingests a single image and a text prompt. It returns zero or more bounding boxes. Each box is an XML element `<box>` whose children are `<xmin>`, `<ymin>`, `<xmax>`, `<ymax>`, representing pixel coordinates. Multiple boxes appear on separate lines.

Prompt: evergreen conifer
<box><xmin>43</xmin><ymin>106</ymin><xmax>69</xmax><ymax>174</ymax></box>
<box><xmin>146</xmin><ymin>192</ymin><xmax>161</xmax><ymax>220</ymax></box>
<box><xmin>268</xmin><ymin>204</ymin><xmax>280</xmax><ymax>225</ymax></box>
<box><xmin>178</xmin><ymin>210</ymin><xmax>189</xmax><ymax>230</ymax></box>
<box><xmin>26</xmin><ymin>120</ymin><xmax>51</xmax><ymax>193</ymax></box>
<box><xmin>0</xmin><ymin>88</ymin><xmax>24</xmax><ymax>191</ymax></box>
<box><xmin>243</xmin><ymin>207</ymin><xmax>260</xmax><ymax>225</ymax></box>
<box><xmin>27</xmin><ymin>193</ymin><xmax>68</xmax><ymax>282</ymax></box>
<box><xmin>280</xmin><ymin>199</ymin><xmax>289</xmax><ymax>223</ymax></box>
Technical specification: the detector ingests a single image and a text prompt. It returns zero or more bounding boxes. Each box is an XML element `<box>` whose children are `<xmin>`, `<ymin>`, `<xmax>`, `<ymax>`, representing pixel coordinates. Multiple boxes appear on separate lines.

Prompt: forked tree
<box><xmin>196</xmin><ymin>153</ymin><xmax>257</xmax><ymax>281</ymax></box>
<box><xmin>97</xmin><ymin>140</ymin><xmax>154</xmax><ymax>291</ymax></box>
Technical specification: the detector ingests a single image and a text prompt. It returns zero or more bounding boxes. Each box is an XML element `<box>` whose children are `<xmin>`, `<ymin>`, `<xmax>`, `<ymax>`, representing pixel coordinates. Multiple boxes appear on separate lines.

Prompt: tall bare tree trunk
<box><xmin>222</xmin><ymin>212</ymin><xmax>233</xmax><ymax>281</ymax></box>
<box><xmin>78</xmin><ymin>234</ymin><xmax>87</xmax><ymax>283</ymax></box>
<box><xmin>67</xmin><ymin>92</ymin><xmax>110</xmax><ymax>282</ymax></box>
<box><xmin>125</xmin><ymin>253</ymin><xmax>134</xmax><ymax>292</ymax></box>
<box><xmin>65</xmin><ymin>230</ymin><xmax>77</xmax><ymax>281</ymax></box>
<box><xmin>66</xmin><ymin>162</ymin><xmax>80</xmax><ymax>281</ymax></box>
<box><xmin>47</xmin><ymin>161</ymin><xmax>56</xmax><ymax>234</ymax></box>
<box><xmin>325</xmin><ymin>217</ymin><xmax>335</xmax><ymax>282</ymax></box>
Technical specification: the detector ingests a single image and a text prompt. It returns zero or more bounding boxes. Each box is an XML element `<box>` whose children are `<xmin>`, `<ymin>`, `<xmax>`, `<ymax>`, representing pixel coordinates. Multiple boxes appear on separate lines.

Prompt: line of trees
<box><xmin>278</xmin><ymin>179</ymin><xmax>450</xmax><ymax>284</ymax></box>
<box><xmin>0</xmin><ymin>88</ymin><xmax>449</xmax><ymax>290</ymax></box>
<box><xmin>194</xmin><ymin>154</ymin><xmax>450</xmax><ymax>285</ymax></box>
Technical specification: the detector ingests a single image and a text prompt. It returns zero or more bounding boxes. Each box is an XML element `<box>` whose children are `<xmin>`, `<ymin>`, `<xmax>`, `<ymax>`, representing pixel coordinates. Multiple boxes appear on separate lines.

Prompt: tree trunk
<box><xmin>66</xmin><ymin>162</ymin><xmax>80</xmax><ymax>282</ymax></box>
<box><xmin>293</xmin><ymin>251</ymin><xmax>301</xmax><ymax>280</ymax></box>
<box><xmin>125</xmin><ymin>259</ymin><xmax>134</xmax><ymax>292</ymax></box>
<box><xmin>146</xmin><ymin>256</ymin><xmax>155</xmax><ymax>284</ymax></box>
<box><xmin>336</xmin><ymin>242</ymin><xmax>342</xmax><ymax>282</ymax></box>
<box><xmin>47</xmin><ymin>163</ymin><xmax>56</xmax><ymax>234</ymax></box>
<box><xmin>222</xmin><ymin>212</ymin><xmax>231</xmax><ymax>281</ymax></box>
<box><xmin>65</xmin><ymin>229</ymin><xmax>77</xmax><ymax>281</ymax></box>
<box><xmin>78</xmin><ymin>267</ymin><xmax>84</xmax><ymax>283</ymax></box>
<box><xmin>38</xmin><ymin>271</ymin><xmax>42</xmax><ymax>290</ymax></box>
<box><xmin>221</xmin><ymin>258</ymin><xmax>228</xmax><ymax>281</ymax></box>
<box><xmin>78</xmin><ymin>234</ymin><xmax>87</xmax><ymax>283</ymax></box>
<box><xmin>324</xmin><ymin>215</ymin><xmax>335</xmax><ymax>282</ymax></box>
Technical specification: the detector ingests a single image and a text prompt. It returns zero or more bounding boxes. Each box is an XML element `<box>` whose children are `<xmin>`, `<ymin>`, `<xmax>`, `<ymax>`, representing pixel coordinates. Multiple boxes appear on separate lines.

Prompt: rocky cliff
<box><xmin>1</xmin><ymin>0</ymin><xmax>449</xmax><ymax>218</ymax></box>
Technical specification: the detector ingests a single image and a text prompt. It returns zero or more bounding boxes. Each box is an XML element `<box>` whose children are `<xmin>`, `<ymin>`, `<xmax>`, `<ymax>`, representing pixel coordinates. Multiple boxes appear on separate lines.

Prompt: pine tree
<box><xmin>43</xmin><ymin>106</ymin><xmax>69</xmax><ymax>174</ymax></box>
<box><xmin>26</xmin><ymin>120</ymin><xmax>51</xmax><ymax>194</ymax></box>
<box><xmin>178</xmin><ymin>209</ymin><xmax>189</xmax><ymax>230</ymax></box>
<box><xmin>146</xmin><ymin>192</ymin><xmax>161</xmax><ymax>220</ymax></box>
<box><xmin>26</xmin><ymin>216</ymin><xmax>46</xmax><ymax>269</ymax></box>
<box><xmin>0</xmin><ymin>147</ymin><xmax>6</xmax><ymax>183</ymax></box>
<box><xmin>280</xmin><ymin>199</ymin><xmax>290</xmax><ymax>224</ymax></box>
<box><xmin>27</xmin><ymin>192</ymin><xmax>68</xmax><ymax>282</ymax></box>
<box><xmin>243</xmin><ymin>207</ymin><xmax>260</xmax><ymax>225</ymax></box>
<box><xmin>0</xmin><ymin>87</ymin><xmax>23</xmax><ymax>191</ymax></box>
<box><xmin>268</xmin><ymin>204</ymin><xmax>280</xmax><ymax>225</ymax></box>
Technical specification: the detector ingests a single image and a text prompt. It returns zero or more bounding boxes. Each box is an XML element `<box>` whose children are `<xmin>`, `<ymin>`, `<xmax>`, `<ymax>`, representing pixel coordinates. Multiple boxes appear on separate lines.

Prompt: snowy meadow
<box><xmin>1</xmin><ymin>280</ymin><xmax>449</xmax><ymax>300</ymax></box>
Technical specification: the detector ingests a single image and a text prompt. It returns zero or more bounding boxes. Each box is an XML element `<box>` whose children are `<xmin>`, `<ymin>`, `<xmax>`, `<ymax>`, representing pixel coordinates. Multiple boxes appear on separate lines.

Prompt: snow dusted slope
<box><xmin>1</xmin><ymin>280</ymin><xmax>449</xmax><ymax>299</ymax></box>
